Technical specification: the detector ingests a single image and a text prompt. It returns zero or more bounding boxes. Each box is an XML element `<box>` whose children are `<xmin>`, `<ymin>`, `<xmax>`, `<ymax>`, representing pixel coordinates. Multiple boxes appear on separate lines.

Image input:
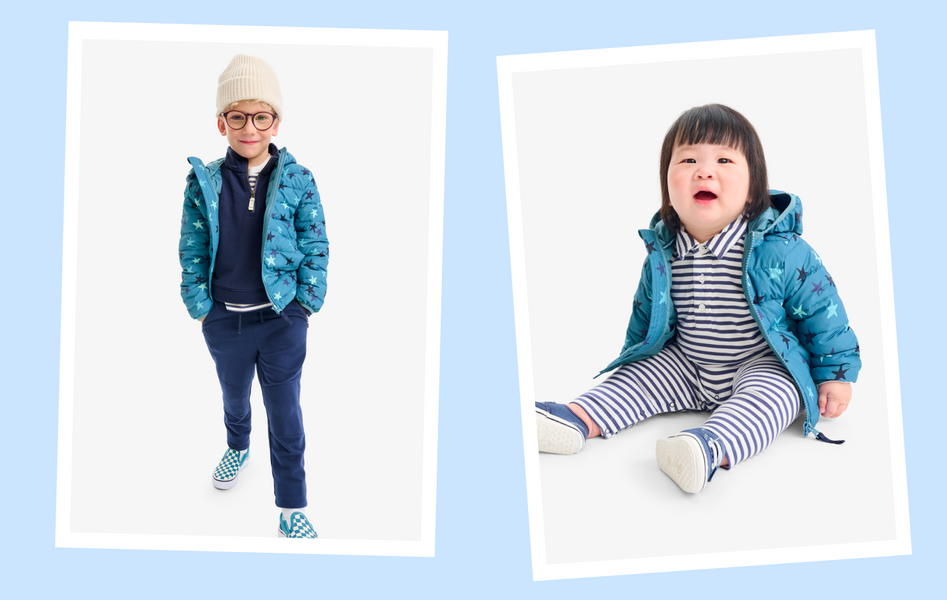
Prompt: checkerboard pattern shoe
<box><xmin>212</xmin><ymin>448</ymin><xmax>249</xmax><ymax>490</ymax></box>
<box><xmin>279</xmin><ymin>512</ymin><xmax>318</xmax><ymax>539</ymax></box>
<box><xmin>536</xmin><ymin>402</ymin><xmax>589</xmax><ymax>455</ymax></box>
<box><xmin>655</xmin><ymin>428</ymin><xmax>726</xmax><ymax>494</ymax></box>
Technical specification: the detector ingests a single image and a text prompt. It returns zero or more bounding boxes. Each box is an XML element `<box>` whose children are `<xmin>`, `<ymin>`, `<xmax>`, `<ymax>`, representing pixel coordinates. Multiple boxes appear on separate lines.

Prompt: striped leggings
<box><xmin>572</xmin><ymin>344</ymin><xmax>800</xmax><ymax>467</ymax></box>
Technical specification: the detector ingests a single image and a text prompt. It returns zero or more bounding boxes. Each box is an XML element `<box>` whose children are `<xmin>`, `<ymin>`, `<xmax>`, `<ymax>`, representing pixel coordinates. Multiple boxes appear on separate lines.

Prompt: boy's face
<box><xmin>667</xmin><ymin>142</ymin><xmax>750</xmax><ymax>243</ymax></box>
<box><xmin>217</xmin><ymin>101</ymin><xmax>279</xmax><ymax>168</ymax></box>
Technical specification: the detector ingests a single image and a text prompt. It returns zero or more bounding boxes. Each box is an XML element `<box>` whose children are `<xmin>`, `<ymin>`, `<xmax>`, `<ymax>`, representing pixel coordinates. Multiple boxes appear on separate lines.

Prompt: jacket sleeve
<box><xmin>621</xmin><ymin>257</ymin><xmax>654</xmax><ymax>353</ymax></box>
<box><xmin>179</xmin><ymin>169</ymin><xmax>213</xmax><ymax>319</ymax></box>
<box><xmin>293</xmin><ymin>170</ymin><xmax>329</xmax><ymax>314</ymax></box>
<box><xmin>784</xmin><ymin>239</ymin><xmax>860</xmax><ymax>384</ymax></box>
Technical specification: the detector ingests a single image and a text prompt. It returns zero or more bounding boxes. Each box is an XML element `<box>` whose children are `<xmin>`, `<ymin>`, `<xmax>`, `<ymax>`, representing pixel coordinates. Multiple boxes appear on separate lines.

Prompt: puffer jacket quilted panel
<box><xmin>600</xmin><ymin>191</ymin><xmax>860</xmax><ymax>436</ymax></box>
<box><xmin>178</xmin><ymin>147</ymin><xmax>328</xmax><ymax>319</ymax></box>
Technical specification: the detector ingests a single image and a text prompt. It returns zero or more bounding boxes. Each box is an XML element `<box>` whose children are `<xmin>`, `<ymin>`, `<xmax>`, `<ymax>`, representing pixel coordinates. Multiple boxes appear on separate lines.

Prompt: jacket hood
<box><xmin>645</xmin><ymin>189</ymin><xmax>803</xmax><ymax>246</ymax></box>
<box><xmin>749</xmin><ymin>190</ymin><xmax>803</xmax><ymax>237</ymax></box>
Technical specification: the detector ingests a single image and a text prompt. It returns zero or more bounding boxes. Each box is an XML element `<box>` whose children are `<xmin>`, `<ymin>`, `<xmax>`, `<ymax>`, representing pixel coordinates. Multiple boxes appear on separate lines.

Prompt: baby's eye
<box><xmin>682</xmin><ymin>158</ymin><xmax>696</xmax><ymax>163</ymax></box>
<box><xmin>717</xmin><ymin>158</ymin><xmax>732</xmax><ymax>164</ymax></box>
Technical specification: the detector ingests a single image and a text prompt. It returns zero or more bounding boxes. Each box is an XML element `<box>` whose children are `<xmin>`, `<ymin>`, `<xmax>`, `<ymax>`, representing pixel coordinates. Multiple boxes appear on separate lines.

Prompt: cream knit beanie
<box><xmin>216</xmin><ymin>54</ymin><xmax>284</xmax><ymax>120</ymax></box>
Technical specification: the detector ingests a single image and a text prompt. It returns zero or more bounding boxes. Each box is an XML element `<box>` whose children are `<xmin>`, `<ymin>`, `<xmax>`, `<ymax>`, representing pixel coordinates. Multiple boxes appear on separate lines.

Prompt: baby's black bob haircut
<box><xmin>659</xmin><ymin>104</ymin><xmax>771</xmax><ymax>234</ymax></box>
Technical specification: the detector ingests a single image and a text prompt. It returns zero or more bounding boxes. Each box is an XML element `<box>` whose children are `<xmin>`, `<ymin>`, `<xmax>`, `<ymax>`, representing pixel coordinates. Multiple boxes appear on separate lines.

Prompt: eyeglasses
<box><xmin>221</xmin><ymin>111</ymin><xmax>278</xmax><ymax>131</ymax></box>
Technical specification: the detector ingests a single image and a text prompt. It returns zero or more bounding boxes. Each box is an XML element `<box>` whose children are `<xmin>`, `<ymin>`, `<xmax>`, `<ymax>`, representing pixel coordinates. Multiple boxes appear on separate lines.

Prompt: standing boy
<box><xmin>179</xmin><ymin>54</ymin><xmax>328</xmax><ymax>538</ymax></box>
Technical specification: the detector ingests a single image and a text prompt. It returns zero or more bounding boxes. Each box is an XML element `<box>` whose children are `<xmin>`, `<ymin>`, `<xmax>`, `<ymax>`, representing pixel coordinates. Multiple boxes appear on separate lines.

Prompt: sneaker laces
<box><xmin>688</xmin><ymin>428</ymin><xmax>726</xmax><ymax>482</ymax></box>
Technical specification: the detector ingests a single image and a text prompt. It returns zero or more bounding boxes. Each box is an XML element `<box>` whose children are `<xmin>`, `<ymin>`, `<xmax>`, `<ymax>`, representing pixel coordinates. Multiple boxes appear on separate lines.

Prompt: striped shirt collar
<box><xmin>673</xmin><ymin>215</ymin><xmax>748</xmax><ymax>261</ymax></box>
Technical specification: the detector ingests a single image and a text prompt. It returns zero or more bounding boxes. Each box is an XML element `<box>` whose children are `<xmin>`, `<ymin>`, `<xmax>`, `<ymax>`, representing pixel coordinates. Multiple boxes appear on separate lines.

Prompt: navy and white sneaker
<box><xmin>536</xmin><ymin>402</ymin><xmax>590</xmax><ymax>455</ymax></box>
<box><xmin>655</xmin><ymin>428</ymin><xmax>726</xmax><ymax>494</ymax></box>
<box><xmin>279</xmin><ymin>512</ymin><xmax>318</xmax><ymax>539</ymax></box>
<box><xmin>212</xmin><ymin>448</ymin><xmax>249</xmax><ymax>490</ymax></box>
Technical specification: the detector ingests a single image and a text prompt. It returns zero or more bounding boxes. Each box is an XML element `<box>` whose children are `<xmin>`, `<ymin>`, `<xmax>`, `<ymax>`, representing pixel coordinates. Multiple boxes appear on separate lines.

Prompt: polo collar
<box><xmin>673</xmin><ymin>215</ymin><xmax>748</xmax><ymax>261</ymax></box>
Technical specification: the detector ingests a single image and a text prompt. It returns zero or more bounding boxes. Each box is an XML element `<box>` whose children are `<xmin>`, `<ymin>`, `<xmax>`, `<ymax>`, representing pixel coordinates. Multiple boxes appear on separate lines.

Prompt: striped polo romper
<box><xmin>571</xmin><ymin>216</ymin><xmax>801</xmax><ymax>467</ymax></box>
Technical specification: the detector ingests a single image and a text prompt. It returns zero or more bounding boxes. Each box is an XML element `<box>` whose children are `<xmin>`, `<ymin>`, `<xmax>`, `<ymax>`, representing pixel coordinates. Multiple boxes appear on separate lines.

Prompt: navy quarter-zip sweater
<box><xmin>212</xmin><ymin>145</ymin><xmax>279</xmax><ymax>305</ymax></box>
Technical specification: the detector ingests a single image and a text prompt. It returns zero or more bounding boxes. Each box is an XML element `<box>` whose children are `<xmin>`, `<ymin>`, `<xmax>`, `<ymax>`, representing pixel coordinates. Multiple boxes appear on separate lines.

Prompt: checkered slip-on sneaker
<box><xmin>212</xmin><ymin>448</ymin><xmax>249</xmax><ymax>490</ymax></box>
<box><xmin>655</xmin><ymin>428</ymin><xmax>726</xmax><ymax>494</ymax></box>
<box><xmin>279</xmin><ymin>512</ymin><xmax>318</xmax><ymax>539</ymax></box>
<box><xmin>536</xmin><ymin>402</ymin><xmax>589</xmax><ymax>455</ymax></box>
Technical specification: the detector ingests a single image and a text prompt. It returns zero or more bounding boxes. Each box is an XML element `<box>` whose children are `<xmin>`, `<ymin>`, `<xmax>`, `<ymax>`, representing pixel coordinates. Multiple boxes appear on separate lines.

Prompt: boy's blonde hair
<box><xmin>219</xmin><ymin>100</ymin><xmax>277</xmax><ymax>115</ymax></box>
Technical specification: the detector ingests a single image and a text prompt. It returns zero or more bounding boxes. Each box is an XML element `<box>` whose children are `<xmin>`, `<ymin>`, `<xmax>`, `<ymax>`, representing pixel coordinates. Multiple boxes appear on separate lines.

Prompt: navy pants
<box><xmin>202</xmin><ymin>300</ymin><xmax>310</xmax><ymax>508</ymax></box>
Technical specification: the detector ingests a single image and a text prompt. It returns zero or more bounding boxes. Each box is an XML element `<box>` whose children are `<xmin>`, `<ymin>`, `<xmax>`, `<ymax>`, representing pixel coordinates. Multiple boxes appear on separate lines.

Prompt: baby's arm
<box><xmin>784</xmin><ymin>239</ymin><xmax>860</xmax><ymax>416</ymax></box>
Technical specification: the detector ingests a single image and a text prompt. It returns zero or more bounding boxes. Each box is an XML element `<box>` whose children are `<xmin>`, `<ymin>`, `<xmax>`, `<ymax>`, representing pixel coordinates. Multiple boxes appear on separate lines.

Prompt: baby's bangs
<box><xmin>671</xmin><ymin>105</ymin><xmax>751</xmax><ymax>153</ymax></box>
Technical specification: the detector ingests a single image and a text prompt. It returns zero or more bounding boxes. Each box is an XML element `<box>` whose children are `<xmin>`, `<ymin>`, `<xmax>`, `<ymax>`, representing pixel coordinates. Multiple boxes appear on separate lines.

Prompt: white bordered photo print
<box><xmin>57</xmin><ymin>21</ymin><xmax>446</xmax><ymax>556</ymax></box>
<box><xmin>498</xmin><ymin>30</ymin><xmax>909</xmax><ymax>580</ymax></box>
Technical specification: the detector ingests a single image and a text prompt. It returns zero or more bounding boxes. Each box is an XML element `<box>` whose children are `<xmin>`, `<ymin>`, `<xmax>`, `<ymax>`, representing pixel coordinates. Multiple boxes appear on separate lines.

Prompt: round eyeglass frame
<box><xmin>220</xmin><ymin>110</ymin><xmax>278</xmax><ymax>131</ymax></box>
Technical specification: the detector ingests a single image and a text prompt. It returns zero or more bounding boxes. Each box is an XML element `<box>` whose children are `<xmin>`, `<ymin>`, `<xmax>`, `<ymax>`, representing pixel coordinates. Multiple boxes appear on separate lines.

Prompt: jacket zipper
<box><xmin>740</xmin><ymin>230</ymin><xmax>814</xmax><ymax>437</ymax></box>
<box><xmin>598</xmin><ymin>232</ymin><xmax>672</xmax><ymax>376</ymax></box>
<box><xmin>260</xmin><ymin>151</ymin><xmax>287</xmax><ymax>309</ymax></box>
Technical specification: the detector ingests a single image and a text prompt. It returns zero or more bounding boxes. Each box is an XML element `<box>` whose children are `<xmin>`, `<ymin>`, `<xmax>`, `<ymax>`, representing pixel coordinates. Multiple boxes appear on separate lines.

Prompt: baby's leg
<box><xmin>701</xmin><ymin>355</ymin><xmax>800</xmax><ymax>467</ymax></box>
<box><xmin>571</xmin><ymin>345</ymin><xmax>704</xmax><ymax>439</ymax></box>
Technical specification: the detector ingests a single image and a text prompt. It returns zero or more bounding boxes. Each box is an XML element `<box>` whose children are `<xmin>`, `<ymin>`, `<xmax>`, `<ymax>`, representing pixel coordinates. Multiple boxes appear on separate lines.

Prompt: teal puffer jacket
<box><xmin>601</xmin><ymin>191</ymin><xmax>860</xmax><ymax>438</ymax></box>
<box><xmin>178</xmin><ymin>147</ymin><xmax>328</xmax><ymax>319</ymax></box>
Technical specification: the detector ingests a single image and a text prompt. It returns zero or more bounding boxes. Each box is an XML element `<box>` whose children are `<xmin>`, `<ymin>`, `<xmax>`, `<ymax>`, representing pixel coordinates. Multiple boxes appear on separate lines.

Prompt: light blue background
<box><xmin>2</xmin><ymin>0</ymin><xmax>939</xmax><ymax>596</ymax></box>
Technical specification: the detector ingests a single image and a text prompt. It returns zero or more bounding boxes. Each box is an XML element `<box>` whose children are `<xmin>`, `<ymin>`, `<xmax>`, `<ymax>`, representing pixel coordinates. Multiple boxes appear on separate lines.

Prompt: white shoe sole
<box><xmin>536</xmin><ymin>411</ymin><xmax>585</xmax><ymax>455</ymax></box>
<box><xmin>655</xmin><ymin>434</ymin><xmax>707</xmax><ymax>494</ymax></box>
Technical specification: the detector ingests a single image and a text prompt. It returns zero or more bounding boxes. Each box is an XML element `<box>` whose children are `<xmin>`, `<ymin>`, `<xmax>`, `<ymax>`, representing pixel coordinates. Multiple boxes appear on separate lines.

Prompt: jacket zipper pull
<box><xmin>248</xmin><ymin>190</ymin><xmax>255</xmax><ymax>213</ymax></box>
<box><xmin>815</xmin><ymin>430</ymin><xmax>845</xmax><ymax>445</ymax></box>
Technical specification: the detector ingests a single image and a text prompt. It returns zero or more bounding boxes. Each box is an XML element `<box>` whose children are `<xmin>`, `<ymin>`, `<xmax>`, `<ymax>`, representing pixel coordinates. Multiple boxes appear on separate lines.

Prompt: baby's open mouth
<box><xmin>694</xmin><ymin>191</ymin><xmax>717</xmax><ymax>201</ymax></box>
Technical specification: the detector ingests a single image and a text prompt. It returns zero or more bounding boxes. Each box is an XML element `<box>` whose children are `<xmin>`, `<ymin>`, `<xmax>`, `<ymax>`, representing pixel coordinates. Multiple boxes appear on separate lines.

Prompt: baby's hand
<box><xmin>818</xmin><ymin>381</ymin><xmax>852</xmax><ymax>418</ymax></box>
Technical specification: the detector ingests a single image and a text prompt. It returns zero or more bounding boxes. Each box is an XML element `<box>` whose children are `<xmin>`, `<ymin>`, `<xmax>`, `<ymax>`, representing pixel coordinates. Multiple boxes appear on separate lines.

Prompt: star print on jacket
<box><xmin>826</xmin><ymin>300</ymin><xmax>839</xmax><ymax>318</ymax></box>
